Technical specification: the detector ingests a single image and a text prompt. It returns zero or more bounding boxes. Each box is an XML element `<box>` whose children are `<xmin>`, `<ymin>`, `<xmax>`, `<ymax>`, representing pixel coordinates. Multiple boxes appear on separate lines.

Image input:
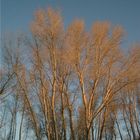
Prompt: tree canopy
<box><xmin>0</xmin><ymin>8</ymin><xmax>140</xmax><ymax>140</ymax></box>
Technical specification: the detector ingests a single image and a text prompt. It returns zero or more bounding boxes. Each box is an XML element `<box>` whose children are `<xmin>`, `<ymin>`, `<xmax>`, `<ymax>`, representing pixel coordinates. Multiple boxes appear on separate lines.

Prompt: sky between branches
<box><xmin>1</xmin><ymin>0</ymin><xmax>140</xmax><ymax>47</ymax></box>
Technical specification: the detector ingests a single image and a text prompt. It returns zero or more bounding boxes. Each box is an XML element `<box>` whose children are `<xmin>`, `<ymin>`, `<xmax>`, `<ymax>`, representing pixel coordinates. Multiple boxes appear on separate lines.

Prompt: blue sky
<box><xmin>1</xmin><ymin>0</ymin><xmax>140</xmax><ymax>47</ymax></box>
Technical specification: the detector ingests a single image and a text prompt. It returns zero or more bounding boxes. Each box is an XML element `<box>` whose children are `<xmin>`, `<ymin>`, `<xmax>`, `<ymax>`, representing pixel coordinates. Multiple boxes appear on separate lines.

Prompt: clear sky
<box><xmin>1</xmin><ymin>0</ymin><xmax>140</xmax><ymax>47</ymax></box>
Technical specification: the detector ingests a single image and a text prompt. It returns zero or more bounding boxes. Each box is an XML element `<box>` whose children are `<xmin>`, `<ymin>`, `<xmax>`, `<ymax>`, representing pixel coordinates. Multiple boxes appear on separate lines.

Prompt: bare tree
<box><xmin>1</xmin><ymin>7</ymin><xmax>140</xmax><ymax>140</ymax></box>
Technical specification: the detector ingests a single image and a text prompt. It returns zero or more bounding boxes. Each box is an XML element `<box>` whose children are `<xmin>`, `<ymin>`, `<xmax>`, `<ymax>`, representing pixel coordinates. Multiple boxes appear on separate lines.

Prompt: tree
<box><xmin>0</xmin><ymin>7</ymin><xmax>140</xmax><ymax>140</ymax></box>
